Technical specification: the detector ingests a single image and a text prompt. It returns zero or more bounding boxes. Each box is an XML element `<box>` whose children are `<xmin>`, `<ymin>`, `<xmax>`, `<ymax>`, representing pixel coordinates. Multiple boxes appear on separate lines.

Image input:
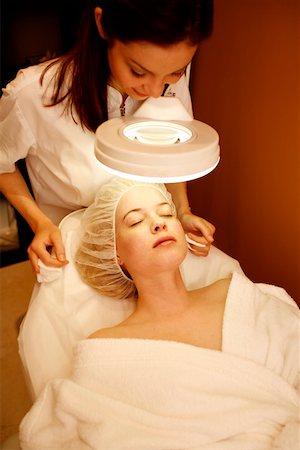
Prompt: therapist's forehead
<box><xmin>113</xmin><ymin>39</ymin><xmax>197</xmax><ymax>75</ymax></box>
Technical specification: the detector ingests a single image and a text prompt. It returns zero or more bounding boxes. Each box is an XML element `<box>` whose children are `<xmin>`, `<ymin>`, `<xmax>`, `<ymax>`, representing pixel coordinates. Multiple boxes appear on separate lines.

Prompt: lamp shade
<box><xmin>95</xmin><ymin>97</ymin><xmax>220</xmax><ymax>182</ymax></box>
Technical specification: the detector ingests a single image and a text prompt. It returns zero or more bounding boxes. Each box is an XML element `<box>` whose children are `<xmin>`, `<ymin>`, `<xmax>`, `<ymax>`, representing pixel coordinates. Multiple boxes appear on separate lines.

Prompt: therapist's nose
<box><xmin>145</xmin><ymin>79</ymin><xmax>166</xmax><ymax>98</ymax></box>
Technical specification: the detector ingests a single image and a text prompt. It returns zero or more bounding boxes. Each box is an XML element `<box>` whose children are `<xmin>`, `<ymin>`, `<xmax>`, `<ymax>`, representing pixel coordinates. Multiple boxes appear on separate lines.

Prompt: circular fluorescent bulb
<box><xmin>95</xmin><ymin>116</ymin><xmax>220</xmax><ymax>182</ymax></box>
<box><xmin>123</xmin><ymin>121</ymin><xmax>192</xmax><ymax>145</ymax></box>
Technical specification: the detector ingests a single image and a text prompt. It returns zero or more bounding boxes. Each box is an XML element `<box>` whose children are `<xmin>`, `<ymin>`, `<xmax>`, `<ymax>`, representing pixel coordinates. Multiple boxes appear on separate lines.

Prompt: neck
<box><xmin>133</xmin><ymin>269</ymin><xmax>191</xmax><ymax>320</ymax></box>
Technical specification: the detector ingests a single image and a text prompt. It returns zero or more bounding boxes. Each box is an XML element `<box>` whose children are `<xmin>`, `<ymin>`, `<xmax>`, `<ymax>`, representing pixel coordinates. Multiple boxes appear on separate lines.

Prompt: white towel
<box><xmin>20</xmin><ymin>339</ymin><xmax>300</xmax><ymax>450</ymax></box>
<box><xmin>36</xmin><ymin>260</ymin><xmax>62</xmax><ymax>283</ymax></box>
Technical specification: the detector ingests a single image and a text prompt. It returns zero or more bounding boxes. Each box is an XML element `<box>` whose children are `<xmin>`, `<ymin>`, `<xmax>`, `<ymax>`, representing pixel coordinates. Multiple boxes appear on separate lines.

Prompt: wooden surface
<box><xmin>0</xmin><ymin>261</ymin><xmax>35</xmax><ymax>443</ymax></box>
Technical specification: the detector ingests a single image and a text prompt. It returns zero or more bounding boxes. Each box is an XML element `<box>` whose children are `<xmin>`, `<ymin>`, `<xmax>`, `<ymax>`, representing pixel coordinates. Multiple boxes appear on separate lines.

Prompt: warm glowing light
<box><xmin>123</xmin><ymin>121</ymin><xmax>192</xmax><ymax>146</ymax></box>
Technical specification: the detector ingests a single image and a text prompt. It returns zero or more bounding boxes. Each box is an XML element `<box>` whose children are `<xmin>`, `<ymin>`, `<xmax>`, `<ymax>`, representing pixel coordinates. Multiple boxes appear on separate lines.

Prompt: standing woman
<box><xmin>0</xmin><ymin>0</ymin><xmax>215</xmax><ymax>273</ymax></box>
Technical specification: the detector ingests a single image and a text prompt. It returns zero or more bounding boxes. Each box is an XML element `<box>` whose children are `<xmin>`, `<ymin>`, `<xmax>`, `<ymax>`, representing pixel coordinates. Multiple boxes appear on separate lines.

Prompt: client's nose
<box><xmin>153</xmin><ymin>221</ymin><xmax>167</xmax><ymax>232</ymax></box>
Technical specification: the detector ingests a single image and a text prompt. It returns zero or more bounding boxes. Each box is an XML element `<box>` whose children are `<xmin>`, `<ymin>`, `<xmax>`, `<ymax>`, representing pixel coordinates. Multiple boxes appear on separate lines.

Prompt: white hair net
<box><xmin>75</xmin><ymin>177</ymin><xmax>176</xmax><ymax>300</ymax></box>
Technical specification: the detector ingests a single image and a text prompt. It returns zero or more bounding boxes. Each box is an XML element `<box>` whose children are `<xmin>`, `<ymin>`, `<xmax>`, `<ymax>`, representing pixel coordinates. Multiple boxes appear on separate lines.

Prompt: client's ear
<box><xmin>94</xmin><ymin>7</ymin><xmax>106</xmax><ymax>39</ymax></box>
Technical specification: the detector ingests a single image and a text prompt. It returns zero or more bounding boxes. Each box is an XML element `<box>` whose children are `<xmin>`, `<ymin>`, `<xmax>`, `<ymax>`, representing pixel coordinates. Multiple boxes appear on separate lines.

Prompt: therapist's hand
<box><xmin>179</xmin><ymin>211</ymin><xmax>215</xmax><ymax>257</ymax></box>
<box><xmin>27</xmin><ymin>220</ymin><xmax>69</xmax><ymax>273</ymax></box>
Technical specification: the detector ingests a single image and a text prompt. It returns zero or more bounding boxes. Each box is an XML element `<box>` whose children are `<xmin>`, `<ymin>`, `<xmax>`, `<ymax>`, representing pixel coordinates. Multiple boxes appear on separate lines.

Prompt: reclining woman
<box><xmin>20</xmin><ymin>178</ymin><xmax>299</xmax><ymax>449</ymax></box>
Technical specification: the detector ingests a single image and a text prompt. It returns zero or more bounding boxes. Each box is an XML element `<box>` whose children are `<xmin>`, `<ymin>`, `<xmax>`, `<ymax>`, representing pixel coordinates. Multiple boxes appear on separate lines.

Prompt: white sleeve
<box><xmin>163</xmin><ymin>75</ymin><xmax>193</xmax><ymax>118</ymax></box>
<box><xmin>0</xmin><ymin>81</ymin><xmax>36</xmax><ymax>173</ymax></box>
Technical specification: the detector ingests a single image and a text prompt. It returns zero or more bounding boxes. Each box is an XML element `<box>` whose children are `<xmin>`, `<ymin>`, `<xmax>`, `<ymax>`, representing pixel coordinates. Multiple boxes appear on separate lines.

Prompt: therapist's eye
<box><xmin>130</xmin><ymin>68</ymin><xmax>145</xmax><ymax>78</ymax></box>
<box><xmin>171</xmin><ymin>70</ymin><xmax>185</xmax><ymax>78</ymax></box>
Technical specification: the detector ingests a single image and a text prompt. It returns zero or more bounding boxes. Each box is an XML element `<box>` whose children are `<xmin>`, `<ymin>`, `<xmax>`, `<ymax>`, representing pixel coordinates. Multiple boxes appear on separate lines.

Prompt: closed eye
<box><xmin>171</xmin><ymin>70</ymin><xmax>185</xmax><ymax>77</ymax></box>
<box><xmin>130</xmin><ymin>68</ymin><xmax>145</xmax><ymax>78</ymax></box>
<box><xmin>130</xmin><ymin>219</ymin><xmax>143</xmax><ymax>227</ymax></box>
<box><xmin>157</xmin><ymin>203</ymin><xmax>175</xmax><ymax>217</ymax></box>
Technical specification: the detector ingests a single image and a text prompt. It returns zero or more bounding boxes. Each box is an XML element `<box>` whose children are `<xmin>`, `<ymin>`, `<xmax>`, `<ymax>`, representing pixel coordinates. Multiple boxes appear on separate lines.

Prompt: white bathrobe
<box><xmin>19</xmin><ymin>272</ymin><xmax>300</xmax><ymax>450</ymax></box>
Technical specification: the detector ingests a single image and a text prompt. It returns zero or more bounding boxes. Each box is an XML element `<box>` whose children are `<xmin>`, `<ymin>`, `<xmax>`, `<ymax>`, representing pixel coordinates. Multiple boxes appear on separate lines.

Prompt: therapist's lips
<box><xmin>153</xmin><ymin>236</ymin><xmax>176</xmax><ymax>248</ymax></box>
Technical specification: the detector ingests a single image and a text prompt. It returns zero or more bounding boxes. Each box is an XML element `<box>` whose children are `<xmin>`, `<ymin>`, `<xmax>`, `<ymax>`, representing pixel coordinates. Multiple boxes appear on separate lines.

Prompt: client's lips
<box><xmin>153</xmin><ymin>236</ymin><xmax>176</xmax><ymax>248</ymax></box>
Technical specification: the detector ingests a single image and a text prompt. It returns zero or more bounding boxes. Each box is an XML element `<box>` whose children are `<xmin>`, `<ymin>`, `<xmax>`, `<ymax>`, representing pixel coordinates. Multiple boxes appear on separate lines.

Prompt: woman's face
<box><xmin>107</xmin><ymin>40</ymin><xmax>197</xmax><ymax>99</ymax></box>
<box><xmin>115</xmin><ymin>186</ymin><xmax>188</xmax><ymax>278</ymax></box>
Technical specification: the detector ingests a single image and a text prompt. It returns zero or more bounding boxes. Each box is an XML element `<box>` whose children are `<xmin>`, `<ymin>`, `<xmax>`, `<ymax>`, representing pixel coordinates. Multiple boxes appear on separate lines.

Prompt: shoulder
<box><xmin>195</xmin><ymin>276</ymin><xmax>232</xmax><ymax>302</ymax></box>
<box><xmin>1</xmin><ymin>61</ymin><xmax>60</xmax><ymax>104</ymax></box>
<box><xmin>254</xmin><ymin>280</ymin><xmax>300</xmax><ymax>330</ymax></box>
<box><xmin>213</xmin><ymin>277</ymin><xmax>232</xmax><ymax>293</ymax></box>
<box><xmin>2</xmin><ymin>64</ymin><xmax>45</xmax><ymax>96</ymax></box>
<box><xmin>88</xmin><ymin>324</ymin><xmax>128</xmax><ymax>340</ymax></box>
<box><xmin>220</xmin><ymin>272</ymin><xmax>299</xmax><ymax>386</ymax></box>
<box><xmin>233</xmin><ymin>272</ymin><xmax>299</xmax><ymax>317</ymax></box>
<box><xmin>190</xmin><ymin>277</ymin><xmax>231</xmax><ymax>321</ymax></box>
<box><xmin>88</xmin><ymin>327</ymin><xmax>116</xmax><ymax>339</ymax></box>
<box><xmin>229</xmin><ymin>272</ymin><xmax>300</xmax><ymax>351</ymax></box>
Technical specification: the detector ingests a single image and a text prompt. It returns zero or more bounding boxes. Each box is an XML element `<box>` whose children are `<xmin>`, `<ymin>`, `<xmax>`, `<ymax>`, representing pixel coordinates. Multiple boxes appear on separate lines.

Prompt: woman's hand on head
<box><xmin>27</xmin><ymin>221</ymin><xmax>69</xmax><ymax>273</ymax></box>
<box><xmin>179</xmin><ymin>211</ymin><xmax>215</xmax><ymax>257</ymax></box>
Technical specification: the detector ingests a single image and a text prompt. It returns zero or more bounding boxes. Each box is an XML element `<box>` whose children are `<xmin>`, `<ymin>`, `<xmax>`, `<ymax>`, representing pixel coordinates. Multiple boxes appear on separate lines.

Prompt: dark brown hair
<box><xmin>41</xmin><ymin>0</ymin><xmax>214</xmax><ymax>132</ymax></box>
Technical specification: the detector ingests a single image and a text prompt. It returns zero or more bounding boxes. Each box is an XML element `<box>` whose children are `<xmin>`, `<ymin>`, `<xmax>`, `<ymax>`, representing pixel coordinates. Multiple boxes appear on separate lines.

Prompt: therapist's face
<box><xmin>94</xmin><ymin>6</ymin><xmax>197</xmax><ymax>99</ymax></box>
<box><xmin>115</xmin><ymin>186</ymin><xmax>187</xmax><ymax>278</ymax></box>
<box><xmin>106</xmin><ymin>39</ymin><xmax>197</xmax><ymax>100</ymax></box>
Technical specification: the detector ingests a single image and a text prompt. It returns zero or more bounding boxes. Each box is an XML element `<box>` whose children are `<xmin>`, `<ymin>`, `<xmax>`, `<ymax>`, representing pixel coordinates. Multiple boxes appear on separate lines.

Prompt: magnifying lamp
<box><xmin>94</xmin><ymin>97</ymin><xmax>220</xmax><ymax>183</ymax></box>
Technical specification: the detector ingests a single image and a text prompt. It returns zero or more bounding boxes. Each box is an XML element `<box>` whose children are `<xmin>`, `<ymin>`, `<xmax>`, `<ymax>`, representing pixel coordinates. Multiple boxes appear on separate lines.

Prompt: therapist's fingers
<box><xmin>28</xmin><ymin>244</ymin><xmax>68</xmax><ymax>274</ymax></box>
<box><xmin>27</xmin><ymin>244</ymin><xmax>62</xmax><ymax>273</ymax></box>
<box><xmin>27</xmin><ymin>247</ymin><xmax>40</xmax><ymax>274</ymax></box>
<box><xmin>185</xmin><ymin>234</ymin><xmax>211</xmax><ymax>257</ymax></box>
<box><xmin>190</xmin><ymin>218</ymin><xmax>215</xmax><ymax>243</ymax></box>
<box><xmin>27</xmin><ymin>227</ymin><xmax>68</xmax><ymax>273</ymax></box>
<box><xmin>180</xmin><ymin>212</ymin><xmax>216</xmax><ymax>257</ymax></box>
<box><xmin>180</xmin><ymin>212</ymin><xmax>215</xmax><ymax>242</ymax></box>
<box><xmin>50</xmin><ymin>230</ymin><xmax>69</xmax><ymax>264</ymax></box>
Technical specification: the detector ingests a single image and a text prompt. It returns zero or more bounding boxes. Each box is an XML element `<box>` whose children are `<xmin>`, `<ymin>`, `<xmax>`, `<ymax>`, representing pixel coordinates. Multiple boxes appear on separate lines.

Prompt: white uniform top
<box><xmin>0</xmin><ymin>63</ymin><xmax>193</xmax><ymax>224</ymax></box>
